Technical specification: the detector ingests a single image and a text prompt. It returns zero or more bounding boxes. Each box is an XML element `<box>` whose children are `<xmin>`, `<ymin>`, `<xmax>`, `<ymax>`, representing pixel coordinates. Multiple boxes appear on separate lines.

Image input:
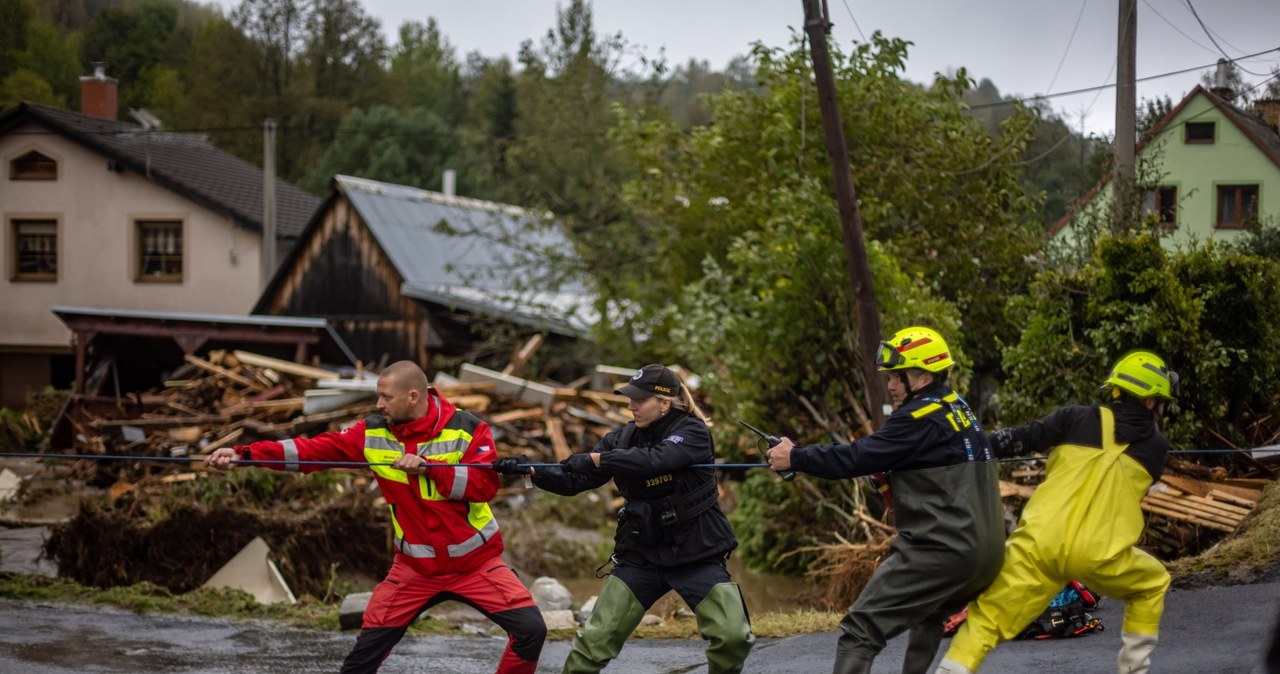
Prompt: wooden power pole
<box><xmin>801</xmin><ymin>0</ymin><xmax>888</xmax><ymax>427</ymax></box>
<box><xmin>1113</xmin><ymin>0</ymin><xmax>1137</xmax><ymax>225</ymax></box>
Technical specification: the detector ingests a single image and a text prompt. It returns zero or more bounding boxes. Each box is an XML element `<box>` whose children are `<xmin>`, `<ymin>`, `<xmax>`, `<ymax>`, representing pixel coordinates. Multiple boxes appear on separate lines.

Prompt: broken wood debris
<box><xmin>998</xmin><ymin>454</ymin><xmax>1268</xmax><ymax>556</ymax></box>
<box><xmin>46</xmin><ymin>350</ymin><xmax>645</xmax><ymax>509</ymax></box>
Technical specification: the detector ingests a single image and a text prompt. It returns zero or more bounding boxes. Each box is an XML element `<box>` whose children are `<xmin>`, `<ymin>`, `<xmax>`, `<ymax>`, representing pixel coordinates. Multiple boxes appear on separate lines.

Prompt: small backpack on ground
<box><xmin>942</xmin><ymin>580</ymin><xmax>1103</xmax><ymax>639</ymax></box>
<box><xmin>1014</xmin><ymin>580</ymin><xmax>1103</xmax><ymax>640</ymax></box>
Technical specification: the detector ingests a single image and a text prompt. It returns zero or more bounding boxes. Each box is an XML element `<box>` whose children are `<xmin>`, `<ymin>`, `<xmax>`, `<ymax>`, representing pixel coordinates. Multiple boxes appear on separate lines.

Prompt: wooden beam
<box><xmin>184</xmin><ymin>354</ymin><xmax>262</xmax><ymax>390</ymax></box>
<box><xmin>232</xmin><ymin>350</ymin><xmax>339</xmax><ymax>381</ymax></box>
<box><xmin>546</xmin><ymin>416</ymin><xmax>571</xmax><ymax>461</ymax></box>
<box><xmin>502</xmin><ymin>334</ymin><xmax>545</xmax><ymax>377</ymax></box>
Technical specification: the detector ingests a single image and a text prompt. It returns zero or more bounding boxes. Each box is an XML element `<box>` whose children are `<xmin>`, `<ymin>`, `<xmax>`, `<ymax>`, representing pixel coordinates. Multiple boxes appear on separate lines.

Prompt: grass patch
<box><xmin>1168</xmin><ymin>480</ymin><xmax>1280</xmax><ymax>585</ymax></box>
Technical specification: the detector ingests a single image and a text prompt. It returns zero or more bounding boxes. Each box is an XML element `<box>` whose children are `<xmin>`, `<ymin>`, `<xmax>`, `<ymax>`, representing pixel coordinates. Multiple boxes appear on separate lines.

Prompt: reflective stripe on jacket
<box><xmin>235</xmin><ymin>390</ymin><xmax>503</xmax><ymax>576</ymax></box>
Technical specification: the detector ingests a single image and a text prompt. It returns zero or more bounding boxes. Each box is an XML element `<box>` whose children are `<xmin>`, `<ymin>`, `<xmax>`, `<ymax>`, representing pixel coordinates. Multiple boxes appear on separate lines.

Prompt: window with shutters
<box><xmin>12</xmin><ymin>219</ymin><xmax>58</xmax><ymax>281</ymax></box>
<box><xmin>136</xmin><ymin>220</ymin><xmax>183</xmax><ymax>282</ymax></box>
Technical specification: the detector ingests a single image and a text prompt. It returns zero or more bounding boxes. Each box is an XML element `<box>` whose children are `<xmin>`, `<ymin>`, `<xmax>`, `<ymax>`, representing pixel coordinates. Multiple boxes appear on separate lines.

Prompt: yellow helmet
<box><xmin>1104</xmin><ymin>350</ymin><xmax>1178</xmax><ymax>400</ymax></box>
<box><xmin>875</xmin><ymin>326</ymin><xmax>954</xmax><ymax>373</ymax></box>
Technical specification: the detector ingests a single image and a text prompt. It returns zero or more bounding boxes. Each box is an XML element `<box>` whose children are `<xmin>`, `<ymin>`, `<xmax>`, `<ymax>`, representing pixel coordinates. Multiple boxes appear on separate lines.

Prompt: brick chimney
<box><xmin>1254</xmin><ymin>99</ymin><xmax>1280</xmax><ymax>134</ymax></box>
<box><xmin>79</xmin><ymin>62</ymin><xmax>118</xmax><ymax>121</ymax></box>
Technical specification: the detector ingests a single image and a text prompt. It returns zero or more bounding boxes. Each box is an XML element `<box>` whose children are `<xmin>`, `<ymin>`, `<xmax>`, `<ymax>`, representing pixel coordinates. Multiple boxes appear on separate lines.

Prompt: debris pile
<box><xmin>1000</xmin><ymin>452</ymin><xmax>1275</xmax><ymax>557</ymax></box>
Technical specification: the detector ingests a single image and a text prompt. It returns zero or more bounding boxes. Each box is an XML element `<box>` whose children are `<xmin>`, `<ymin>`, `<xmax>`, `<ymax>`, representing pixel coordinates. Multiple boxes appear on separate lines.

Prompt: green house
<box><xmin>1049</xmin><ymin>86</ymin><xmax>1280</xmax><ymax>244</ymax></box>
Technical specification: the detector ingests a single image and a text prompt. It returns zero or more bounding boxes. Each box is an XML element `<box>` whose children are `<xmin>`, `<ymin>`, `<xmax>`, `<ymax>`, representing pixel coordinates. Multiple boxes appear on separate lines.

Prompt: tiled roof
<box><xmin>0</xmin><ymin>102</ymin><xmax>319</xmax><ymax>238</ymax></box>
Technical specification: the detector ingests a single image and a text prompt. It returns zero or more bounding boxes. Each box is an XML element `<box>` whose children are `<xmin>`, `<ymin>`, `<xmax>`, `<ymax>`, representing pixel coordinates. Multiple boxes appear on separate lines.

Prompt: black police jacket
<box><xmin>531</xmin><ymin>409</ymin><xmax>738</xmax><ymax>568</ymax></box>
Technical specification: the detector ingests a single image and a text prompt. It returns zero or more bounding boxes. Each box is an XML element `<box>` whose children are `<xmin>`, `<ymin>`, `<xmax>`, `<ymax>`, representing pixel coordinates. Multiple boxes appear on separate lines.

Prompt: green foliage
<box><xmin>612</xmin><ymin>34</ymin><xmax>1039</xmax><ymax>572</ymax></box>
<box><xmin>1000</xmin><ymin>232</ymin><xmax>1280</xmax><ymax>448</ymax></box>
<box><xmin>299</xmin><ymin>105</ymin><xmax>465</xmax><ymax>194</ymax></box>
<box><xmin>0</xmin><ymin>68</ymin><xmax>64</xmax><ymax>108</ymax></box>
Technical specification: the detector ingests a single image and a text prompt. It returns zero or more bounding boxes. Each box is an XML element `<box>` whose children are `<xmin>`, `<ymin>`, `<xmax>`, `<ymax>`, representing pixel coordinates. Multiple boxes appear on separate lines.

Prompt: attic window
<box><xmin>9</xmin><ymin>150</ymin><xmax>57</xmax><ymax>180</ymax></box>
<box><xmin>1185</xmin><ymin>122</ymin><xmax>1215</xmax><ymax>144</ymax></box>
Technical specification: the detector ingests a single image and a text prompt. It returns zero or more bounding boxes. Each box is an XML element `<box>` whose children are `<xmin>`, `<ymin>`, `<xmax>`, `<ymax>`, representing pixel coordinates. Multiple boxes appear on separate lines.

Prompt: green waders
<box><xmin>563</xmin><ymin>577</ymin><xmax>754</xmax><ymax>674</ymax></box>
<box><xmin>694</xmin><ymin>582</ymin><xmax>755</xmax><ymax>674</ymax></box>
<box><xmin>563</xmin><ymin>576</ymin><xmax>646</xmax><ymax>674</ymax></box>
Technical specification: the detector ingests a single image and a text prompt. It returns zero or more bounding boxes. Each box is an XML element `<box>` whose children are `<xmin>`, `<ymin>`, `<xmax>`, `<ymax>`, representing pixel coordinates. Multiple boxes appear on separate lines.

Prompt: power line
<box><xmin>839</xmin><ymin>0</ymin><xmax>868</xmax><ymax>42</ymax></box>
<box><xmin>1140</xmin><ymin>0</ymin><xmax>1216</xmax><ymax>57</ymax></box>
<box><xmin>969</xmin><ymin>47</ymin><xmax>1280</xmax><ymax>111</ymax></box>
<box><xmin>1045</xmin><ymin>0</ymin><xmax>1090</xmax><ymax>94</ymax></box>
<box><xmin>1183</xmin><ymin>0</ymin><xmax>1268</xmax><ymax>76</ymax></box>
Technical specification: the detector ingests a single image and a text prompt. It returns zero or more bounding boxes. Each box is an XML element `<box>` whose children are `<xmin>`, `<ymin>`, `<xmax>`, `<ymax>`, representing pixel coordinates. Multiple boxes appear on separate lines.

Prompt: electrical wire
<box><xmin>1045</xmin><ymin>0</ymin><xmax>1090</xmax><ymax>94</ymax></box>
<box><xmin>968</xmin><ymin>47</ymin><xmax>1279</xmax><ymax>111</ymax></box>
<box><xmin>1183</xmin><ymin>0</ymin><xmax>1268</xmax><ymax>76</ymax></box>
<box><xmin>839</xmin><ymin>0</ymin><xmax>868</xmax><ymax>43</ymax></box>
<box><xmin>1140</xmin><ymin>0</ymin><xmax>1217</xmax><ymax>57</ymax></box>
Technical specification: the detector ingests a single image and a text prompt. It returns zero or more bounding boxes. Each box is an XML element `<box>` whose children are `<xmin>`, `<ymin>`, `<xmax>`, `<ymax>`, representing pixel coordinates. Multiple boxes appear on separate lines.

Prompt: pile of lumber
<box><xmin>999</xmin><ymin>454</ymin><xmax>1271</xmax><ymax>557</ymax></box>
<box><xmin>46</xmin><ymin>349</ymin><xmax>639</xmax><ymax>491</ymax></box>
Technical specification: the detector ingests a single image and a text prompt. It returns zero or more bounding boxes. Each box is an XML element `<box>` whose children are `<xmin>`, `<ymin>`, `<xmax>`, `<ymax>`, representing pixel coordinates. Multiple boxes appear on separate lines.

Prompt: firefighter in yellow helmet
<box><xmin>936</xmin><ymin>350</ymin><xmax>1178</xmax><ymax>674</ymax></box>
<box><xmin>765</xmin><ymin>327</ymin><xmax>1004</xmax><ymax>674</ymax></box>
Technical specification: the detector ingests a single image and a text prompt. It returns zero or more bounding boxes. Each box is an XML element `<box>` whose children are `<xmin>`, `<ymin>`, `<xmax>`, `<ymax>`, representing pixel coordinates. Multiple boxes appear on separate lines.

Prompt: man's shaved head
<box><xmin>376</xmin><ymin>361</ymin><xmax>431</xmax><ymax>424</ymax></box>
<box><xmin>381</xmin><ymin>361</ymin><xmax>429</xmax><ymax>393</ymax></box>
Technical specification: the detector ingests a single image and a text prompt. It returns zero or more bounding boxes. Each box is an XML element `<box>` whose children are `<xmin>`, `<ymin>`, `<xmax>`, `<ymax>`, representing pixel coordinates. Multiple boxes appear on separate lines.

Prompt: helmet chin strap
<box><xmin>897</xmin><ymin>371</ymin><xmax>919</xmax><ymax>404</ymax></box>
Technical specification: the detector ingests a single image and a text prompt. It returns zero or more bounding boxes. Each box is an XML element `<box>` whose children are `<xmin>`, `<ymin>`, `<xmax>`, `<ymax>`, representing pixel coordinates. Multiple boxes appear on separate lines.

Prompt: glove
<box><xmin>492</xmin><ymin>456</ymin><xmax>533</xmax><ymax>475</ymax></box>
<box><xmin>561</xmin><ymin>452</ymin><xmax>597</xmax><ymax>473</ymax></box>
<box><xmin>989</xmin><ymin>427</ymin><xmax>1021</xmax><ymax>456</ymax></box>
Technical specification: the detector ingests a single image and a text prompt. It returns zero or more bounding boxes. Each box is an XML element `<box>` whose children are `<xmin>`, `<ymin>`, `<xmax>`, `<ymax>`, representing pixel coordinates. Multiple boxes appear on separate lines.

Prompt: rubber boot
<box><xmin>562</xmin><ymin>576</ymin><xmax>646</xmax><ymax>674</ymax></box>
<box><xmin>693</xmin><ymin>582</ymin><xmax>756</xmax><ymax>674</ymax></box>
<box><xmin>934</xmin><ymin>658</ymin><xmax>976</xmax><ymax>674</ymax></box>
<box><xmin>901</xmin><ymin>620</ymin><xmax>945</xmax><ymax>674</ymax></box>
<box><xmin>832</xmin><ymin>650</ymin><xmax>873</xmax><ymax>674</ymax></box>
<box><xmin>1117</xmin><ymin>631</ymin><xmax>1158</xmax><ymax>674</ymax></box>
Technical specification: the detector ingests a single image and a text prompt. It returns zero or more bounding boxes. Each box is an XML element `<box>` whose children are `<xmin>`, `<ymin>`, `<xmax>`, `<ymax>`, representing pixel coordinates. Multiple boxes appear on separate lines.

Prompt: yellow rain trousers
<box><xmin>944</xmin><ymin>406</ymin><xmax>1170</xmax><ymax>671</ymax></box>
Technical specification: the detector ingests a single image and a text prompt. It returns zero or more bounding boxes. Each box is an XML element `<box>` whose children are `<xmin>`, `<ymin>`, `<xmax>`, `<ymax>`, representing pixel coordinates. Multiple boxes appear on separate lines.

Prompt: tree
<box><xmin>0</xmin><ymin>0</ymin><xmax>32</xmax><ymax>82</ymax></box>
<box><xmin>0</xmin><ymin>68</ymin><xmax>63</xmax><ymax>108</ymax></box>
<box><xmin>231</xmin><ymin>0</ymin><xmax>303</xmax><ymax>98</ymax></box>
<box><xmin>1001</xmin><ymin>232</ymin><xmax>1280</xmax><ymax>450</ymax></box>
<box><xmin>302</xmin><ymin>0</ymin><xmax>386</xmax><ymax>105</ymax></box>
<box><xmin>503</xmin><ymin>0</ymin><xmax>655</xmax><ymax>307</ymax></box>
<box><xmin>611</xmin><ymin>35</ymin><xmax>1041</xmax><ymax>572</ymax></box>
<box><xmin>386</xmin><ymin>18</ymin><xmax>464</xmax><ymax>123</ymax></box>
<box><xmin>299</xmin><ymin>105</ymin><xmax>467</xmax><ymax>195</ymax></box>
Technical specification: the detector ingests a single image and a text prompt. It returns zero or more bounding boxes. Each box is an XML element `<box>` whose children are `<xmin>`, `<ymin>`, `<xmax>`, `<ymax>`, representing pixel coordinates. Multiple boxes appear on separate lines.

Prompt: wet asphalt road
<box><xmin>0</xmin><ymin>581</ymin><xmax>1277</xmax><ymax>673</ymax></box>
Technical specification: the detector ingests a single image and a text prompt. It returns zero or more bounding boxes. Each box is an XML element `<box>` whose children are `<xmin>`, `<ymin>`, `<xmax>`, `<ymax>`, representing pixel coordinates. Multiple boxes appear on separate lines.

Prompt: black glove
<box><xmin>561</xmin><ymin>452</ymin><xmax>597</xmax><ymax>473</ymax></box>
<box><xmin>492</xmin><ymin>456</ymin><xmax>533</xmax><ymax>475</ymax></box>
<box><xmin>989</xmin><ymin>428</ymin><xmax>1021</xmax><ymax>457</ymax></box>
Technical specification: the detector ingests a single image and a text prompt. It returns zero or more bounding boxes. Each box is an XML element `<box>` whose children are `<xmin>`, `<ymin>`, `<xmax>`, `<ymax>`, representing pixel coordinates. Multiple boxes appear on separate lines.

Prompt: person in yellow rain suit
<box><xmin>935</xmin><ymin>350</ymin><xmax>1178</xmax><ymax>674</ymax></box>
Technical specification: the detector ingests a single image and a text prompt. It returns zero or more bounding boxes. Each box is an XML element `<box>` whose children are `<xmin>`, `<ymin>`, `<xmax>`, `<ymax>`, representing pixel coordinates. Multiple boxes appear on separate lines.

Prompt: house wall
<box><xmin>1054</xmin><ymin>94</ymin><xmax>1280</xmax><ymax>246</ymax></box>
<box><xmin>0</xmin><ymin>121</ymin><xmax>265</xmax><ymax>405</ymax></box>
<box><xmin>1151</xmin><ymin>96</ymin><xmax>1280</xmax><ymax>240</ymax></box>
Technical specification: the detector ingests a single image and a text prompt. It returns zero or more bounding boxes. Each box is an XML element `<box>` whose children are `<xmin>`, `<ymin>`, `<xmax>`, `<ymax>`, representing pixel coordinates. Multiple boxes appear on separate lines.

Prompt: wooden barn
<box><xmin>254</xmin><ymin>175</ymin><xmax>594</xmax><ymax>373</ymax></box>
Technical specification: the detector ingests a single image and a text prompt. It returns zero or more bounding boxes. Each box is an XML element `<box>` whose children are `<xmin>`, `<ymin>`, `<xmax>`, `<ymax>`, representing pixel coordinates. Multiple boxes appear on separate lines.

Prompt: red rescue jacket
<box><xmin>234</xmin><ymin>390</ymin><xmax>504</xmax><ymax>576</ymax></box>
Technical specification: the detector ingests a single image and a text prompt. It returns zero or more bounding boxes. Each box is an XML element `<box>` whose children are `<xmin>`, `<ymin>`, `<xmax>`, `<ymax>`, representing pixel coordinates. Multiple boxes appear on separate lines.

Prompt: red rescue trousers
<box><xmin>340</xmin><ymin>556</ymin><xmax>546</xmax><ymax>674</ymax></box>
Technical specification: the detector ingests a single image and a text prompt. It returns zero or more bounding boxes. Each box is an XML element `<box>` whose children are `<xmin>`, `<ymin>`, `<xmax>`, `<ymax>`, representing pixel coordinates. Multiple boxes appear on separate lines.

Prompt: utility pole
<box><xmin>1113</xmin><ymin>0</ymin><xmax>1137</xmax><ymax>227</ymax></box>
<box><xmin>801</xmin><ymin>0</ymin><xmax>888</xmax><ymax>427</ymax></box>
<box><xmin>261</xmin><ymin>119</ymin><xmax>277</xmax><ymax>289</ymax></box>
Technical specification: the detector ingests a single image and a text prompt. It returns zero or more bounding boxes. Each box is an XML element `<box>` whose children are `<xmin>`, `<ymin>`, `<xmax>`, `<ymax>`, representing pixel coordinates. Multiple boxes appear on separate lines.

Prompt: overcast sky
<box><xmin>214</xmin><ymin>0</ymin><xmax>1280</xmax><ymax>137</ymax></box>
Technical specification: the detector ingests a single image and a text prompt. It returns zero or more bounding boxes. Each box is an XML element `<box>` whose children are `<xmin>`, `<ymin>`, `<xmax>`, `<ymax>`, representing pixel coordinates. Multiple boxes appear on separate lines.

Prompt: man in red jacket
<box><xmin>205</xmin><ymin>361</ymin><xmax>545</xmax><ymax>674</ymax></box>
